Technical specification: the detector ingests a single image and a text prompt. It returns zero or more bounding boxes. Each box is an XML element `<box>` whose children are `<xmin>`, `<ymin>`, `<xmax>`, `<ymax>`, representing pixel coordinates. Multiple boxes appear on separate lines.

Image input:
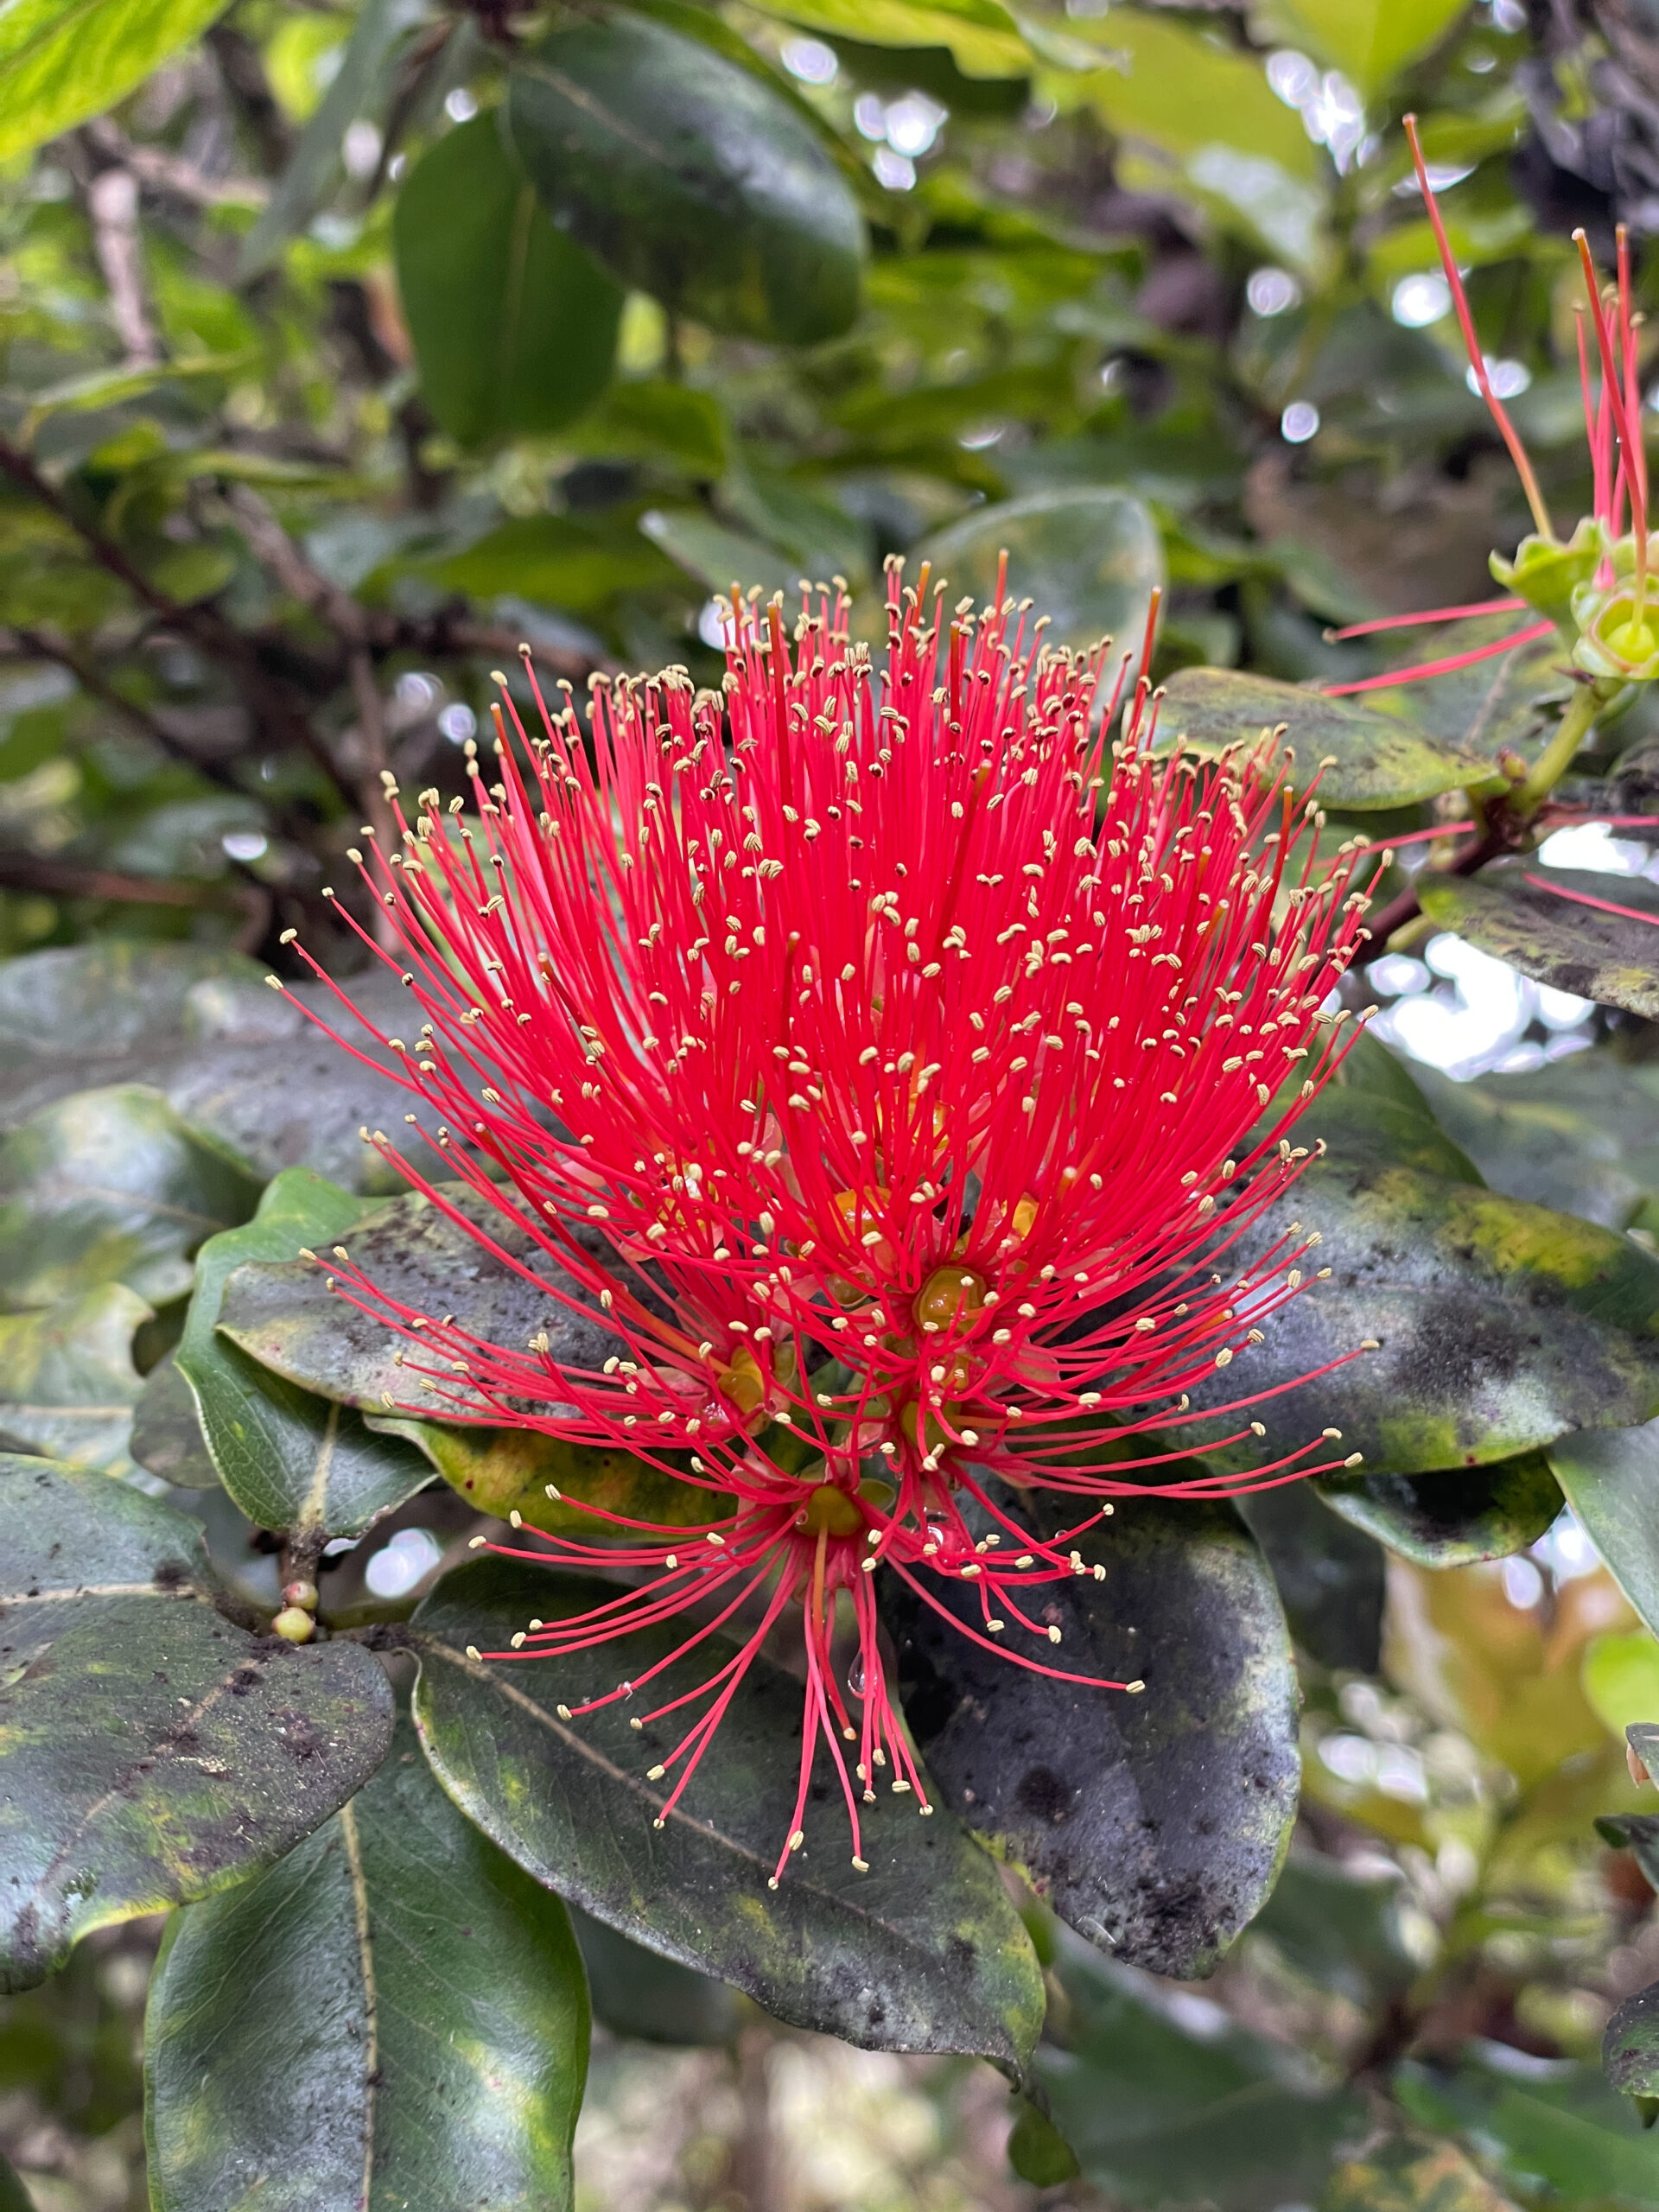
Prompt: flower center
<box><xmin>913</xmin><ymin>1264</ymin><xmax>988</xmax><ymax>1332</ymax></box>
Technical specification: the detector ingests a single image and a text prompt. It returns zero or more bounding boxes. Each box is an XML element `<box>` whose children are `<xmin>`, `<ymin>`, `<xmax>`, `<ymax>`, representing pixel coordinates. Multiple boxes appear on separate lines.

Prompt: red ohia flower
<box><xmin>289</xmin><ymin>562</ymin><xmax>1375</xmax><ymax>1882</ymax></box>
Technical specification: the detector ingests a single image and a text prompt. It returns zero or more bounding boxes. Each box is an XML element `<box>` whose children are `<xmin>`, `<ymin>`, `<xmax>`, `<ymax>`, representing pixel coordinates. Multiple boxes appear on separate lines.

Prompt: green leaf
<box><xmin>0</xmin><ymin>0</ymin><xmax>234</xmax><ymax>165</ymax></box>
<box><xmin>237</xmin><ymin>0</ymin><xmax>428</xmax><ymax>280</ymax></box>
<box><xmin>1235</xmin><ymin>1481</ymin><xmax>1384</xmax><ymax>1673</ymax></box>
<box><xmin>369</xmin><ymin>1416</ymin><xmax>718</xmax><ymax>1535</ymax></box>
<box><xmin>887</xmin><ymin>1497</ymin><xmax>1299</xmax><ymax>1977</ymax></box>
<box><xmin>1316</xmin><ymin>1454</ymin><xmax>1564</xmax><ymax>1567</ymax></box>
<box><xmin>0</xmin><ymin>1084</ymin><xmax>261</xmax><ymax>1313</ymax></box>
<box><xmin>1606</xmin><ymin>1982</ymin><xmax>1659</xmax><ymax>2105</ymax></box>
<box><xmin>742</xmin><ymin>0</ymin><xmax>1031</xmax><ymax>79</ymax></box>
<box><xmin>914</xmin><ymin>487</ymin><xmax>1164</xmax><ymax>661</ymax></box>
<box><xmin>640</xmin><ymin>508</ymin><xmax>803</xmax><ymax>601</ymax></box>
<box><xmin>1034</xmin><ymin>1932</ymin><xmax>1366</xmax><ymax>2209</ymax></box>
<box><xmin>0</xmin><ymin>1457</ymin><xmax>394</xmax><ymax>1992</ymax></box>
<box><xmin>506</xmin><ymin>14</ymin><xmax>865</xmax><ymax>346</ymax></box>
<box><xmin>145</xmin><ymin>1711</ymin><xmax>589</xmax><ymax>2212</ymax></box>
<box><xmin>176</xmin><ymin>1169</ymin><xmax>430</xmax><ymax>1540</ymax></box>
<box><xmin>0</xmin><ymin>947</ymin><xmax>435</xmax><ymax>1195</ymax></box>
<box><xmin>1582</xmin><ymin>1630</ymin><xmax>1659</xmax><ymax>1739</ymax></box>
<box><xmin>0</xmin><ymin>2152</ymin><xmax>32</xmax><ymax>2212</ymax></box>
<box><xmin>1007</xmin><ymin>2097</ymin><xmax>1081</xmax><ymax>2187</ymax></box>
<box><xmin>1295</xmin><ymin>1045</ymin><xmax>1483</xmax><ymax>1184</ymax></box>
<box><xmin>0</xmin><ymin>1285</ymin><xmax>149</xmax><ymax>1478</ymax></box>
<box><xmin>1321</xmin><ymin>2131</ymin><xmax>1526</xmax><ymax>2212</ymax></box>
<box><xmin>130</xmin><ymin>1351</ymin><xmax>219</xmax><ymax>1491</ymax></box>
<box><xmin>395</xmin><ymin>113</ymin><xmax>622</xmax><ymax>449</ymax></box>
<box><xmin>1415</xmin><ymin>1054</ymin><xmax>1659</xmax><ymax>1230</ymax></box>
<box><xmin>567</xmin><ymin>379</ymin><xmax>729</xmax><ymax>474</ymax></box>
<box><xmin>1418</xmin><ymin>861</ymin><xmax>1659</xmax><ymax>1019</ymax></box>
<box><xmin>1178</xmin><ymin>1159</ymin><xmax>1659</xmax><ymax>1481</ymax></box>
<box><xmin>569</xmin><ymin>1902</ymin><xmax>741</xmax><ymax>2044</ymax></box>
<box><xmin>1157</xmin><ymin>666</ymin><xmax>1501</xmax><ymax>808</ymax></box>
<box><xmin>1356</xmin><ymin>615</ymin><xmax>1568</xmax><ymax>770</ymax></box>
<box><xmin>1553</xmin><ymin>1421</ymin><xmax>1659</xmax><ymax>1638</ymax></box>
<box><xmin>1254</xmin><ymin>1851</ymin><xmax>1417</xmax><ymax>2006</ymax></box>
<box><xmin>1257</xmin><ymin>0</ymin><xmax>1471</xmax><ymax>98</ymax></box>
<box><xmin>216</xmin><ymin>1182</ymin><xmax>624</xmax><ymax>1414</ymax></box>
<box><xmin>1395</xmin><ymin>2045</ymin><xmax>1659</xmax><ymax>2209</ymax></box>
<box><xmin>429</xmin><ymin>513</ymin><xmax>677</xmax><ymax>612</ymax></box>
<box><xmin>410</xmin><ymin>1557</ymin><xmax>1045</xmax><ymax>2066</ymax></box>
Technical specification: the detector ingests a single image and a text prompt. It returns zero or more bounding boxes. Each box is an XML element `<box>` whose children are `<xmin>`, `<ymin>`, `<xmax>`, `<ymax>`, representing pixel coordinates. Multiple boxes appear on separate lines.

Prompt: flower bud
<box><xmin>1490</xmin><ymin>517</ymin><xmax>1603</xmax><ymax>627</ymax></box>
<box><xmin>271</xmin><ymin>1605</ymin><xmax>315</xmax><ymax>1643</ymax></box>
<box><xmin>282</xmin><ymin>1580</ymin><xmax>319</xmax><ymax>1612</ymax></box>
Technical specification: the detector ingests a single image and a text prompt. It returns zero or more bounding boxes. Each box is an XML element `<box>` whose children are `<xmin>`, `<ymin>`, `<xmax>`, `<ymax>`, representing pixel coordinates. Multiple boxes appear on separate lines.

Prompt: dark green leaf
<box><xmin>1395</xmin><ymin>2046</ymin><xmax>1659</xmax><ymax>2208</ymax></box>
<box><xmin>429</xmin><ymin>513</ymin><xmax>678</xmax><ymax>611</ymax></box>
<box><xmin>1157</xmin><ymin>666</ymin><xmax>1502</xmax><ymax>808</ymax></box>
<box><xmin>177</xmin><ymin>1169</ymin><xmax>430</xmax><ymax>1539</ymax></box>
<box><xmin>1415</xmin><ymin>1054</ymin><xmax>1659</xmax><ymax>1229</ymax></box>
<box><xmin>368</xmin><ymin>1414</ymin><xmax>719</xmax><ymax>1534</ymax></box>
<box><xmin>569</xmin><ymin>1901</ymin><xmax>741</xmax><ymax>2044</ymax></box>
<box><xmin>641</xmin><ymin>508</ymin><xmax>803</xmax><ymax>601</ymax></box>
<box><xmin>145</xmin><ymin>1711</ymin><xmax>589</xmax><ymax>2212</ymax></box>
<box><xmin>1178</xmin><ymin>1158</ymin><xmax>1659</xmax><ymax>1480</ymax></box>
<box><xmin>1294</xmin><ymin>1051</ymin><xmax>1483</xmax><ymax>1185</ymax></box>
<box><xmin>1608</xmin><ymin>1983</ymin><xmax>1659</xmax><ymax>2105</ymax></box>
<box><xmin>1235</xmin><ymin>1482</ymin><xmax>1384</xmax><ymax>1672</ymax></box>
<box><xmin>410</xmin><ymin>1557</ymin><xmax>1044</xmax><ymax>2067</ymax></box>
<box><xmin>395</xmin><ymin>113</ymin><xmax>621</xmax><ymax>448</ymax></box>
<box><xmin>888</xmin><ymin>1497</ymin><xmax>1299</xmax><ymax>1977</ymax></box>
<box><xmin>130</xmin><ymin>1351</ymin><xmax>219</xmax><ymax>1491</ymax></box>
<box><xmin>1251</xmin><ymin>1850</ymin><xmax>1415</xmax><ymax>2005</ymax></box>
<box><xmin>506</xmin><ymin>15</ymin><xmax>865</xmax><ymax>345</ymax></box>
<box><xmin>0</xmin><ymin>1457</ymin><xmax>393</xmax><ymax>1991</ymax></box>
<box><xmin>1034</xmin><ymin>1931</ymin><xmax>1366</xmax><ymax>2209</ymax></box>
<box><xmin>0</xmin><ymin>2152</ymin><xmax>31</xmax><ymax>2212</ymax></box>
<box><xmin>1419</xmin><ymin>862</ymin><xmax>1659</xmax><ymax>1019</ymax></box>
<box><xmin>914</xmin><ymin>487</ymin><xmax>1164</xmax><ymax>659</ymax></box>
<box><xmin>0</xmin><ymin>0</ymin><xmax>234</xmax><ymax>164</ymax></box>
<box><xmin>0</xmin><ymin>1084</ymin><xmax>261</xmax><ymax>1313</ymax></box>
<box><xmin>1316</xmin><ymin>1454</ymin><xmax>1564</xmax><ymax>1567</ymax></box>
<box><xmin>216</xmin><ymin>1182</ymin><xmax>623</xmax><ymax>1414</ymax></box>
<box><xmin>0</xmin><ymin>948</ymin><xmax>441</xmax><ymax>1195</ymax></box>
<box><xmin>0</xmin><ymin>1285</ymin><xmax>149</xmax><ymax>1478</ymax></box>
<box><xmin>567</xmin><ymin>378</ymin><xmax>729</xmax><ymax>474</ymax></box>
<box><xmin>1007</xmin><ymin>2097</ymin><xmax>1081</xmax><ymax>2187</ymax></box>
<box><xmin>1594</xmin><ymin>1810</ymin><xmax>1659</xmax><ymax>1883</ymax></box>
<box><xmin>237</xmin><ymin>0</ymin><xmax>428</xmax><ymax>279</ymax></box>
<box><xmin>1553</xmin><ymin>1422</ymin><xmax>1659</xmax><ymax>1637</ymax></box>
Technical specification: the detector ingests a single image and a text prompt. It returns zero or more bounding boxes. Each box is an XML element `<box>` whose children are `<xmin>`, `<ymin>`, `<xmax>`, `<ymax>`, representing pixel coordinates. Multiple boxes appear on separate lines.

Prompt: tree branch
<box><xmin>86</xmin><ymin>166</ymin><xmax>161</xmax><ymax>368</ymax></box>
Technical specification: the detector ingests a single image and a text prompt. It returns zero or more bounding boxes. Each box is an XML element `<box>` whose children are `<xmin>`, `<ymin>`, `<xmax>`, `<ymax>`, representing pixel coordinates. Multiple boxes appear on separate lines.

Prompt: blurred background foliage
<box><xmin>22</xmin><ymin>0</ymin><xmax>1659</xmax><ymax>2209</ymax></box>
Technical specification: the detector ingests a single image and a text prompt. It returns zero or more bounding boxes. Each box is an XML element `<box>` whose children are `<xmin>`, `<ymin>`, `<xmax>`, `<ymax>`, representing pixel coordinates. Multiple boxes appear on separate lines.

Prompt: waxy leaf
<box><xmin>570</xmin><ymin>1901</ymin><xmax>741</xmax><ymax>2044</ymax></box>
<box><xmin>218</xmin><ymin>1182</ymin><xmax>623</xmax><ymax>1413</ymax></box>
<box><xmin>1179</xmin><ymin>1158</ymin><xmax>1659</xmax><ymax>1481</ymax></box>
<box><xmin>146</xmin><ymin>1713</ymin><xmax>589</xmax><ymax>2212</ymax></box>
<box><xmin>0</xmin><ymin>1458</ymin><xmax>393</xmax><ymax>1991</ymax></box>
<box><xmin>1554</xmin><ymin>1421</ymin><xmax>1659</xmax><ymax>1638</ymax></box>
<box><xmin>369</xmin><ymin>1415</ymin><xmax>720</xmax><ymax>1534</ymax></box>
<box><xmin>1396</xmin><ymin>2045</ymin><xmax>1659</xmax><ymax>2207</ymax></box>
<box><xmin>395</xmin><ymin>112</ymin><xmax>621</xmax><ymax>448</ymax></box>
<box><xmin>1235</xmin><ymin>1481</ymin><xmax>1384</xmax><ymax>1674</ymax></box>
<box><xmin>1034</xmin><ymin>1930</ymin><xmax>1366</xmax><ymax>2209</ymax></box>
<box><xmin>0</xmin><ymin>0</ymin><xmax>233</xmax><ymax>164</ymax></box>
<box><xmin>1416</xmin><ymin>1054</ymin><xmax>1659</xmax><ymax>1230</ymax></box>
<box><xmin>1419</xmin><ymin>861</ymin><xmax>1659</xmax><ymax>1019</ymax></box>
<box><xmin>915</xmin><ymin>488</ymin><xmax>1164</xmax><ymax>659</ymax></box>
<box><xmin>130</xmin><ymin>1351</ymin><xmax>219</xmax><ymax>1491</ymax></box>
<box><xmin>0</xmin><ymin>1285</ymin><xmax>149</xmax><ymax>1478</ymax></box>
<box><xmin>1316</xmin><ymin>1454</ymin><xmax>1564</xmax><ymax>1567</ymax></box>
<box><xmin>0</xmin><ymin>945</ymin><xmax>441</xmax><ymax>1193</ymax></box>
<box><xmin>887</xmin><ymin>1498</ymin><xmax>1299</xmax><ymax>1977</ymax></box>
<box><xmin>0</xmin><ymin>1084</ymin><xmax>261</xmax><ymax>1313</ymax></box>
<box><xmin>410</xmin><ymin>1557</ymin><xmax>1045</xmax><ymax>2068</ymax></box>
<box><xmin>1157</xmin><ymin>665</ymin><xmax>1502</xmax><ymax>808</ymax></box>
<box><xmin>506</xmin><ymin>15</ymin><xmax>864</xmax><ymax>345</ymax></box>
<box><xmin>1605</xmin><ymin>1981</ymin><xmax>1659</xmax><ymax>2105</ymax></box>
<box><xmin>177</xmin><ymin>1170</ymin><xmax>430</xmax><ymax>1540</ymax></box>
